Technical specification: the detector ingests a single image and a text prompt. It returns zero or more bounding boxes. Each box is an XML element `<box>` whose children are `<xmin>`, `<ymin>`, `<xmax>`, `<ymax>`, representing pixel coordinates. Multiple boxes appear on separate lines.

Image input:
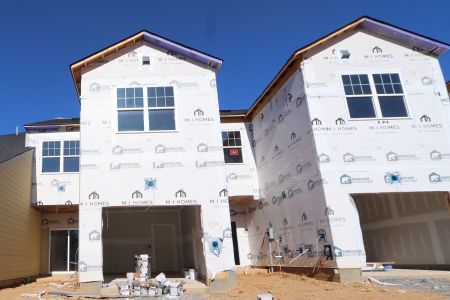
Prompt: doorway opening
<box><xmin>102</xmin><ymin>206</ymin><xmax>206</xmax><ymax>279</ymax></box>
<box><xmin>50</xmin><ymin>229</ymin><xmax>78</xmax><ymax>273</ymax></box>
<box><xmin>352</xmin><ymin>191</ymin><xmax>450</xmax><ymax>268</ymax></box>
<box><xmin>231</xmin><ymin>221</ymin><xmax>240</xmax><ymax>265</ymax></box>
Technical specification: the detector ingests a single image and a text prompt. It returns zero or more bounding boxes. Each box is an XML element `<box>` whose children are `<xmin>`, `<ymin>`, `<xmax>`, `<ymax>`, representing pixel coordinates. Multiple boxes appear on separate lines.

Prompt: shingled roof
<box><xmin>24</xmin><ymin>118</ymin><xmax>80</xmax><ymax>127</ymax></box>
<box><xmin>0</xmin><ymin>133</ymin><xmax>32</xmax><ymax>164</ymax></box>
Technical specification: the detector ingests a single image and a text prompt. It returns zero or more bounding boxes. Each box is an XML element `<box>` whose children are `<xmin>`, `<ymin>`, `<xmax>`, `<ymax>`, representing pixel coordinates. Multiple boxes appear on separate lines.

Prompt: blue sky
<box><xmin>0</xmin><ymin>0</ymin><xmax>449</xmax><ymax>134</ymax></box>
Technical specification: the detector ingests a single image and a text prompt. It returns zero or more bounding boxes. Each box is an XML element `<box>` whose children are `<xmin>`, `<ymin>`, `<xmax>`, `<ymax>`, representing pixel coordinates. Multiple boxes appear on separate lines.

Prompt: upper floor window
<box><xmin>222</xmin><ymin>131</ymin><xmax>243</xmax><ymax>164</ymax></box>
<box><xmin>117</xmin><ymin>88</ymin><xmax>144</xmax><ymax>132</ymax></box>
<box><xmin>372</xmin><ymin>74</ymin><xmax>408</xmax><ymax>118</ymax></box>
<box><xmin>42</xmin><ymin>141</ymin><xmax>61</xmax><ymax>172</ymax></box>
<box><xmin>341</xmin><ymin>73</ymin><xmax>408</xmax><ymax>119</ymax></box>
<box><xmin>117</xmin><ymin>86</ymin><xmax>175</xmax><ymax>132</ymax></box>
<box><xmin>42</xmin><ymin>140</ymin><xmax>80</xmax><ymax>173</ymax></box>
<box><xmin>63</xmin><ymin>141</ymin><xmax>80</xmax><ymax>172</ymax></box>
<box><xmin>148</xmin><ymin>87</ymin><xmax>175</xmax><ymax>131</ymax></box>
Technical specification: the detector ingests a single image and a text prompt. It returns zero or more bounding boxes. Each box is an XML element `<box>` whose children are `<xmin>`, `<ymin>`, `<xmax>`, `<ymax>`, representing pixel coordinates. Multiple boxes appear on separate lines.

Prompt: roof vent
<box><xmin>142</xmin><ymin>56</ymin><xmax>150</xmax><ymax>65</ymax></box>
<box><xmin>340</xmin><ymin>49</ymin><xmax>351</xmax><ymax>59</ymax></box>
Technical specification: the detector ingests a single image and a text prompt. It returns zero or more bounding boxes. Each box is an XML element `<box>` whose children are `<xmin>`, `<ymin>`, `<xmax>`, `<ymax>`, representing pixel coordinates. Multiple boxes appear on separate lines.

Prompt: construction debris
<box><xmin>115</xmin><ymin>253</ymin><xmax>185</xmax><ymax>297</ymax></box>
<box><xmin>20</xmin><ymin>290</ymin><xmax>46</xmax><ymax>299</ymax></box>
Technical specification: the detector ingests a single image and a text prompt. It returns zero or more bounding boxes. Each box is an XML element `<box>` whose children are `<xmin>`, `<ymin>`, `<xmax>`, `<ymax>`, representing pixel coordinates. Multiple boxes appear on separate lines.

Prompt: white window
<box><xmin>42</xmin><ymin>141</ymin><xmax>61</xmax><ymax>173</ymax></box>
<box><xmin>341</xmin><ymin>73</ymin><xmax>408</xmax><ymax>119</ymax></box>
<box><xmin>63</xmin><ymin>141</ymin><xmax>80</xmax><ymax>172</ymax></box>
<box><xmin>222</xmin><ymin>131</ymin><xmax>243</xmax><ymax>164</ymax></box>
<box><xmin>372</xmin><ymin>73</ymin><xmax>408</xmax><ymax>117</ymax></box>
<box><xmin>147</xmin><ymin>87</ymin><xmax>175</xmax><ymax>131</ymax></box>
<box><xmin>117</xmin><ymin>87</ymin><xmax>144</xmax><ymax>132</ymax></box>
<box><xmin>117</xmin><ymin>86</ymin><xmax>175</xmax><ymax>132</ymax></box>
<box><xmin>42</xmin><ymin>140</ymin><xmax>80</xmax><ymax>173</ymax></box>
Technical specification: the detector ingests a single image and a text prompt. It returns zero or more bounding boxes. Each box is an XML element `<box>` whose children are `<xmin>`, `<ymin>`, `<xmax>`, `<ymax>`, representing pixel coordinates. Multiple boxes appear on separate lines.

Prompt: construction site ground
<box><xmin>1</xmin><ymin>268</ymin><xmax>450</xmax><ymax>299</ymax></box>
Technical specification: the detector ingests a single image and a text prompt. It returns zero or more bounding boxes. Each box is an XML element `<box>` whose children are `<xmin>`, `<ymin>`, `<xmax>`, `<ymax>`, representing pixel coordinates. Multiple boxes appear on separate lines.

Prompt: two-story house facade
<box><xmin>228</xmin><ymin>16</ymin><xmax>450</xmax><ymax>282</ymax></box>
<box><xmin>2</xmin><ymin>16</ymin><xmax>449</xmax><ymax>288</ymax></box>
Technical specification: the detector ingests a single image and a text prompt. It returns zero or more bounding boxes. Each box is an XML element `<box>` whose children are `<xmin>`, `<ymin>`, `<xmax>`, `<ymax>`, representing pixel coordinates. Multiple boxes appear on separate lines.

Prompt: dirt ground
<box><xmin>0</xmin><ymin>272</ymin><xmax>447</xmax><ymax>299</ymax></box>
<box><xmin>210</xmin><ymin>272</ymin><xmax>446</xmax><ymax>300</ymax></box>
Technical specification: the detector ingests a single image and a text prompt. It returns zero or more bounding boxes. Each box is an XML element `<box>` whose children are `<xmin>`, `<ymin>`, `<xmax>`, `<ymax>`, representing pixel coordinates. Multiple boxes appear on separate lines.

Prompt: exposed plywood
<box><xmin>0</xmin><ymin>151</ymin><xmax>41</xmax><ymax>281</ymax></box>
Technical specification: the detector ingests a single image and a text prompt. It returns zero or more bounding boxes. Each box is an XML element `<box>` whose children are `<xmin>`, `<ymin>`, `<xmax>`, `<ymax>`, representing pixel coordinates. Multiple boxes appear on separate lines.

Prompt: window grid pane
<box><xmin>43</xmin><ymin>141</ymin><xmax>61</xmax><ymax>157</ymax></box>
<box><xmin>147</xmin><ymin>86</ymin><xmax>175</xmax><ymax>108</ymax></box>
<box><xmin>342</xmin><ymin>74</ymin><xmax>371</xmax><ymax>96</ymax></box>
<box><xmin>117</xmin><ymin>88</ymin><xmax>144</xmax><ymax>109</ymax></box>
<box><xmin>222</xmin><ymin>131</ymin><xmax>242</xmax><ymax>148</ymax></box>
<box><xmin>222</xmin><ymin>131</ymin><xmax>243</xmax><ymax>163</ymax></box>
<box><xmin>64</xmin><ymin>140</ymin><xmax>80</xmax><ymax>156</ymax></box>
<box><xmin>372</xmin><ymin>73</ymin><xmax>404</xmax><ymax>95</ymax></box>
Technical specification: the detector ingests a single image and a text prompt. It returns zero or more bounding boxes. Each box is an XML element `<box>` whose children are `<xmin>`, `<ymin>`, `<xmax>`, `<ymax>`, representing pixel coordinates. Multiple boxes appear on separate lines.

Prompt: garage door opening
<box><xmin>352</xmin><ymin>192</ymin><xmax>450</xmax><ymax>269</ymax></box>
<box><xmin>102</xmin><ymin>206</ymin><xmax>206</xmax><ymax>280</ymax></box>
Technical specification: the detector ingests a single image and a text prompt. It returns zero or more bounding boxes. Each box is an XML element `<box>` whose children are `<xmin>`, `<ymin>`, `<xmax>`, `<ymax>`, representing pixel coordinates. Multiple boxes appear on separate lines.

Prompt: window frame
<box><xmin>116</xmin><ymin>87</ymin><xmax>145</xmax><ymax>132</ymax></box>
<box><xmin>115</xmin><ymin>86</ymin><xmax>177</xmax><ymax>133</ymax></box>
<box><xmin>41</xmin><ymin>140</ymin><xmax>80</xmax><ymax>174</ymax></box>
<box><xmin>63</xmin><ymin>140</ymin><xmax>80</xmax><ymax>173</ymax></box>
<box><xmin>147</xmin><ymin>86</ymin><xmax>176</xmax><ymax>131</ymax></box>
<box><xmin>222</xmin><ymin>130</ymin><xmax>245</xmax><ymax>165</ymax></box>
<box><xmin>42</xmin><ymin>141</ymin><xmax>61</xmax><ymax>173</ymax></box>
<box><xmin>339</xmin><ymin>71</ymin><xmax>411</xmax><ymax>121</ymax></box>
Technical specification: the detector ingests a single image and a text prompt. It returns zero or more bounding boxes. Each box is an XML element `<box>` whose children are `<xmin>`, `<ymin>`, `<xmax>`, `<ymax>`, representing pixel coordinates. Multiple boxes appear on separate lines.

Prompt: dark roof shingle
<box><xmin>24</xmin><ymin>118</ymin><xmax>80</xmax><ymax>127</ymax></box>
<box><xmin>0</xmin><ymin>133</ymin><xmax>32</xmax><ymax>164</ymax></box>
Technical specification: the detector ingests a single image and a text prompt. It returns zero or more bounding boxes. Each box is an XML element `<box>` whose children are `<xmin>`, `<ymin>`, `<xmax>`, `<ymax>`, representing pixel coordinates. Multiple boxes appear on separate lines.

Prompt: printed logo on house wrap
<box><xmin>384</xmin><ymin>172</ymin><xmax>417</xmax><ymax>183</ymax></box>
<box><xmin>312</xmin><ymin>118</ymin><xmax>357</xmax><ymax>134</ymax></box>
<box><xmin>196</xmin><ymin>143</ymin><xmax>222</xmax><ymax>152</ymax></box>
<box><xmin>296</xmin><ymin>162</ymin><xmax>312</xmax><ymax>174</ymax></box>
<box><xmin>169</xmin><ymin>80</ymin><xmax>199</xmax><ymax>89</ymax></box>
<box><xmin>278</xmin><ymin>172</ymin><xmax>292</xmax><ymax>183</ymax></box>
<box><xmin>340</xmin><ymin>174</ymin><xmax>372</xmax><ymax>184</ymax></box>
<box><xmin>154</xmin><ymin>144</ymin><xmax>185</xmax><ymax>154</ymax></box>
<box><xmin>413</xmin><ymin>115</ymin><xmax>443</xmax><ymax>131</ymax></box>
<box><xmin>165</xmin><ymin>189</ymin><xmax>197</xmax><ymax>205</ymax></box>
<box><xmin>77</xmin><ymin>261</ymin><xmax>102</xmax><ymax>272</ymax></box>
<box><xmin>319</xmin><ymin>206</ymin><xmax>347</xmax><ymax>226</ymax></box>
<box><xmin>112</xmin><ymin>145</ymin><xmax>143</xmax><ymax>155</ymax></box>
<box><xmin>185</xmin><ymin>108</ymin><xmax>214</xmax><ymax>125</ymax></box>
<box><xmin>89</xmin><ymin>230</ymin><xmax>101</xmax><ymax>241</ymax></box>
<box><xmin>227</xmin><ymin>172</ymin><xmax>251</xmax><ymax>181</ymax></box>
<box><xmin>288</xmin><ymin>131</ymin><xmax>301</xmax><ymax>149</ymax></box>
<box><xmin>81</xmin><ymin>148</ymin><xmax>102</xmax><ymax>155</ymax></box>
<box><xmin>110</xmin><ymin>161</ymin><xmax>141</xmax><ymax>170</ymax></box>
<box><xmin>272</xmin><ymin>145</ymin><xmax>283</xmax><ymax>159</ymax></box>
<box><xmin>278</xmin><ymin>110</ymin><xmax>292</xmax><ymax>124</ymax></box>
<box><xmin>195</xmin><ymin>160</ymin><xmax>225</xmax><ymax>168</ymax></box>
<box><xmin>318</xmin><ymin>153</ymin><xmax>330</xmax><ymax>163</ymax></box>
<box><xmin>89</xmin><ymin>82</ymin><xmax>109</xmax><ymax>93</ymax></box>
<box><xmin>430</xmin><ymin>150</ymin><xmax>450</xmax><ymax>160</ymax></box>
<box><xmin>307</xmin><ymin>178</ymin><xmax>326</xmax><ymax>190</ymax></box>
<box><xmin>385</xmin><ymin>151</ymin><xmax>418</xmax><ymax>161</ymax></box>
<box><xmin>80</xmin><ymin>163</ymin><xmax>99</xmax><ymax>170</ymax></box>
<box><xmin>428</xmin><ymin>172</ymin><xmax>450</xmax><ymax>183</ymax></box>
<box><xmin>342</xmin><ymin>152</ymin><xmax>375</xmax><ymax>162</ymax></box>
<box><xmin>298</xmin><ymin>212</ymin><xmax>314</xmax><ymax>228</ymax></box>
<box><xmin>364</xmin><ymin>46</ymin><xmax>393</xmax><ymax>60</ymax></box>
<box><xmin>333</xmin><ymin>246</ymin><xmax>365</xmax><ymax>257</ymax></box>
<box><xmin>153</xmin><ymin>161</ymin><xmax>183</xmax><ymax>168</ymax></box>
<box><xmin>263</xmin><ymin>119</ymin><xmax>277</xmax><ymax>136</ymax></box>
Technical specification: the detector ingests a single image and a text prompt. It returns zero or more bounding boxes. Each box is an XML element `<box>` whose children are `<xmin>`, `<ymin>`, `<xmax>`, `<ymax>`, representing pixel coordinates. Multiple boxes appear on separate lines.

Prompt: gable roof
<box><xmin>0</xmin><ymin>133</ymin><xmax>32</xmax><ymax>164</ymax></box>
<box><xmin>245</xmin><ymin>16</ymin><xmax>450</xmax><ymax>118</ymax></box>
<box><xmin>70</xmin><ymin>30</ymin><xmax>223</xmax><ymax>96</ymax></box>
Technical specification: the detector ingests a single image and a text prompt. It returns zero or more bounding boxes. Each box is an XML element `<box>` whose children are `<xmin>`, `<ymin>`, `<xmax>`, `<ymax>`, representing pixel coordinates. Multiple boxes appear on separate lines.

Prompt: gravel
<box><xmin>381</xmin><ymin>278</ymin><xmax>450</xmax><ymax>298</ymax></box>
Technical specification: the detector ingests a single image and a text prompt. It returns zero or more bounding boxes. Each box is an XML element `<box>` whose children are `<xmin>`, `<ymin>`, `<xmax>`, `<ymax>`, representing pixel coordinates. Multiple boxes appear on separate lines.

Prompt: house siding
<box><xmin>0</xmin><ymin>150</ymin><xmax>41</xmax><ymax>283</ymax></box>
<box><xmin>303</xmin><ymin>29</ymin><xmax>450</xmax><ymax>269</ymax></box>
<box><xmin>77</xmin><ymin>41</ymin><xmax>235</xmax><ymax>282</ymax></box>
